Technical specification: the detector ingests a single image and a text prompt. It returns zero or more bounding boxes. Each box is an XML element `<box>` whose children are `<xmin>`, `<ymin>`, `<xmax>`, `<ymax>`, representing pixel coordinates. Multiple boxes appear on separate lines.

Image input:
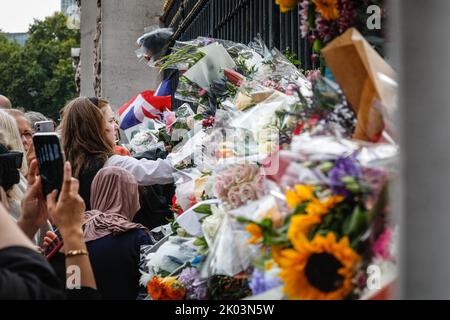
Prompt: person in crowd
<box><xmin>0</xmin><ymin>94</ymin><xmax>12</xmax><ymax>109</ymax></box>
<box><xmin>0</xmin><ymin>144</ymin><xmax>99</xmax><ymax>299</ymax></box>
<box><xmin>83</xmin><ymin>166</ymin><xmax>152</xmax><ymax>299</ymax></box>
<box><xmin>87</xmin><ymin>97</ymin><xmax>130</xmax><ymax>155</ymax></box>
<box><xmin>0</xmin><ymin>112</ymin><xmax>51</xmax><ymax>246</ymax></box>
<box><xmin>87</xmin><ymin>97</ymin><xmax>173</xmax><ymax>229</ymax></box>
<box><xmin>5</xmin><ymin>109</ymin><xmax>33</xmax><ymax>152</ymax></box>
<box><xmin>0</xmin><ymin>110</ymin><xmax>28</xmax><ymax>219</ymax></box>
<box><xmin>60</xmin><ymin>97</ymin><xmax>174</xmax><ymax>210</ymax></box>
<box><xmin>24</xmin><ymin>111</ymin><xmax>49</xmax><ymax>132</ymax></box>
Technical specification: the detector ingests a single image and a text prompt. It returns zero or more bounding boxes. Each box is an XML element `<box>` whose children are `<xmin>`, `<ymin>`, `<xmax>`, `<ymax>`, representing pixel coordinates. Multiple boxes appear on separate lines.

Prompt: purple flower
<box><xmin>190</xmin><ymin>280</ymin><xmax>209</xmax><ymax>300</ymax></box>
<box><xmin>178</xmin><ymin>267</ymin><xmax>209</xmax><ymax>300</ymax></box>
<box><xmin>179</xmin><ymin>267</ymin><xmax>199</xmax><ymax>287</ymax></box>
<box><xmin>249</xmin><ymin>268</ymin><xmax>282</xmax><ymax>296</ymax></box>
<box><xmin>329</xmin><ymin>155</ymin><xmax>361</xmax><ymax>195</ymax></box>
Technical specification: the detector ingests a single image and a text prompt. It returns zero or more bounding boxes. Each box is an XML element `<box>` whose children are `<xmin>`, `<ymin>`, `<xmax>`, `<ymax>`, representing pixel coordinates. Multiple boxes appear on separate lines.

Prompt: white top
<box><xmin>104</xmin><ymin>154</ymin><xmax>174</xmax><ymax>185</ymax></box>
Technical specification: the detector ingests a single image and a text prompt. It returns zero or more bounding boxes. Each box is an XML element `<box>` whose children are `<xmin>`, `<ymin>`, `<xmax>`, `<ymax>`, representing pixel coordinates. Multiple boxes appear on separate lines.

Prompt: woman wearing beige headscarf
<box><xmin>83</xmin><ymin>166</ymin><xmax>152</xmax><ymax>300</ymax></box>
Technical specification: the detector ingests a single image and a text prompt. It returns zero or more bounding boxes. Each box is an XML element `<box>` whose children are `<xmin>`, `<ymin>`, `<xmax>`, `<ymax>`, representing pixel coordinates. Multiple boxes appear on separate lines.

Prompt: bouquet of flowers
<box><xmin>239</xmin><ymin>134</ymin><xmax>397</xmax><ymax>300</ymax></box>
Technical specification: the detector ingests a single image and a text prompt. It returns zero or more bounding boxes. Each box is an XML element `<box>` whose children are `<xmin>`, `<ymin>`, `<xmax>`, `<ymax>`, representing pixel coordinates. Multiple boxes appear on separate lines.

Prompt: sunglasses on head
<box><xmin>88</xmin><ymin>97</ymin><xmax>99</xmax><ymax>108</ymax></box>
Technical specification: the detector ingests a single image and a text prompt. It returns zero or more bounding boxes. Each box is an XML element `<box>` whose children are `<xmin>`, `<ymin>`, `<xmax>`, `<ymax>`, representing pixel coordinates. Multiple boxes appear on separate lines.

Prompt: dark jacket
<box><xmin>0</xmin><ymin>246</ymin><xmax>63</xmax><ymax>300</ymax></box>
<box><xmin>78</xmin><ymin>157</ymin><xmax>106</xmax><ymax>211</ymax></box>
<box><xmin>86</xmin><ymin>229</ymin><xmax>153</xmax><ymax>300</ymax></box>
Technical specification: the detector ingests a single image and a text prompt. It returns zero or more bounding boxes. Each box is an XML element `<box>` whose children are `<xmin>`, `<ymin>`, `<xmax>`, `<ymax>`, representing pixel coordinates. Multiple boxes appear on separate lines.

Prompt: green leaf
<box><xmin>260</xmin><ymin>218</ymin><xmax>273</xmax><ymax>229</ymax></box>
<box><xmin>313</xmin><ymin>39</ymin><xmax>322</xmax><ymax>54</ymax></box>
<box><xmin>345</xmin><ymin>182</ymin><xmax>361</xmax><ymax>193</ymax></box>
<box><xmin>318</xmin><ymin>161</ymin><xmax>334</xmax><ymax>173</ymax></box>
<box><xmin>293</xmin><ymin>202</ymin><xmax>307</xmax><ymax>215</ymax></box>
<box><xmin>193</xmin><ymin>114</ymin><xmax>203</xmax><ymax>121</ymax></box>
<box><xmin>237</xmin><ymin>216</ymin><xmax>252</xmax><ymax>224</ymax></box>
<box><xmin>193</xmin><ymin>204</ymin><xmax>212</xmax><ymax>215</ymax></box>
<box><xmin>346</xmin><ymin>206</ymin><xmax>368</xmax><ymax>238</ymax></box>
<box><xmin>341</xmin><ymin>176</ymin><xmax>356</xmax><ymax>184</ymax></box>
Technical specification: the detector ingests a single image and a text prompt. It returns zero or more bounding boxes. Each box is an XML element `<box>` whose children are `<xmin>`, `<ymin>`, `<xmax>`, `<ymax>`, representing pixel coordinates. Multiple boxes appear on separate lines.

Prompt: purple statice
<box><xmin>178</xmin><ymin>267</ymin><xmax>208</xmax><ymax>300</ymax></box>
<box><xmin>249</xmin><ymin>268</ymin><xmax>282</xmax><ymax>296</ymax></box>
<box><xmin>189</xmin><ymin>280</ymin><xmax>209</xmax><ymax>300</ymax></box>
<box><xmin>179</xmin><ymin>267</ymin><xmax>199</xmax><ymax>287</ymax></box>
<box><xmin>329</xmin><ymin>155</ymin><xmax>361</xmax><ymax>195</ymax></box>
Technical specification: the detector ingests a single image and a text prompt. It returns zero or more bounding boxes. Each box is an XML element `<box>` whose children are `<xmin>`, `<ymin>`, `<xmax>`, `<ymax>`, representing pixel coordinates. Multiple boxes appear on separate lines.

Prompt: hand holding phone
<box><xmin>32</xmin><ymin>133</ymin><xmax>65</xmax><ymax>196</ymax></box>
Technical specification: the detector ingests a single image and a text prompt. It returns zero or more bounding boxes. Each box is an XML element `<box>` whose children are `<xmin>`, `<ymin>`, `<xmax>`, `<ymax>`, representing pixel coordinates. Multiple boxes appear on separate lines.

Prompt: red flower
<box><xmin>171</xmin><ymin>195</ymin><xmax>184</xmax><ymax>216</ymax></box>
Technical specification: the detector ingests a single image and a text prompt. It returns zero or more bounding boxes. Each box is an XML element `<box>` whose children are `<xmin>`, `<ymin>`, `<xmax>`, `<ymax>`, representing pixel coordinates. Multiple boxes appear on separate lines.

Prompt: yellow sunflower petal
<box><xmin>278</xmin><ymin>232</ymin><xmax>360</xmax><ymax>300</ymax></box>
<box><xmin>313</xmin><ymin>0</ymin><xmax>340</xmax><ymax>21</ymax></box>
<box><xmin>286</xmin><ymin>189</ymin><xmax>302</xmax><ymax>208</ymax></box>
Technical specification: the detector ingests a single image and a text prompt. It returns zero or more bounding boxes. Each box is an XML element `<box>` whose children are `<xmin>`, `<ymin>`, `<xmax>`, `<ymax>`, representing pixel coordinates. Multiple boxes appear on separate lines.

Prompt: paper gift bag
<box><xmin>322</xmin><ymin>28</ymin><xmax>396</xmax><ymax>142</ymax></box>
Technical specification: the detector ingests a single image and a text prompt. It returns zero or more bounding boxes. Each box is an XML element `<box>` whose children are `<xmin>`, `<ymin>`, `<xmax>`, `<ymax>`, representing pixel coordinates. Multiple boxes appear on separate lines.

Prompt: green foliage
<box><xmin>0</xmin><ymin>13</ymin><xmax>80</xmax><ymax>120</ymax></box>
<box><xmin>283</xmin><ymin>47</ymin><xmax>301</xmax><ymax>66</ymax></box>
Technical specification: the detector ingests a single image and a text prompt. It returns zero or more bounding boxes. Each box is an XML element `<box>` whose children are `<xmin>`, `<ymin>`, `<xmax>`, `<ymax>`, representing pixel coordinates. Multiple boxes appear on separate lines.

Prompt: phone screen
<box><xmin>33</xmin><ymin>134</ymin><xmax>64</xmax><ymax>196</ymax></box>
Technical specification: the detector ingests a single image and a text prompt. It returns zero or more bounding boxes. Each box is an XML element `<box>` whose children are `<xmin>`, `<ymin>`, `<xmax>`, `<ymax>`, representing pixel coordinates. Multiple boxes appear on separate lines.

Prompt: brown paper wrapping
<box><xmin>322</xmin><ymin>28</ymin><xmax>396</xmax><ymax>141</ymax></box>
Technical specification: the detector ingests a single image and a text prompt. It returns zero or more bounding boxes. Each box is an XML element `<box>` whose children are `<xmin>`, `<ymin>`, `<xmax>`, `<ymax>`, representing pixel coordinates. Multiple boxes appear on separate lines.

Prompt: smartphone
<box><xmin>32</xmin><ymin>133</ymin><xmax>65</xmax><ymax>196</ymax></box>
<box><xmin>44</xmin><ymin>227</ymin><xmax>64</xmax><ymax>260</ymax></box>
<box><xmin>34</xmin><ymin>121</ymin><xmax>55</xmax><ymax>133</ymax></box>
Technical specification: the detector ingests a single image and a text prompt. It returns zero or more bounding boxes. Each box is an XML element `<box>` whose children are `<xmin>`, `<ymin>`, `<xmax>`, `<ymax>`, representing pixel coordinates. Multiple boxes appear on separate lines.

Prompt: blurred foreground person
<box><xmin>0</xmin><ymin>95</ymin><xmax>12</xmax><ymax>109</ymax></box>
<box><xmin>83</xmin><ymin>167</ymin><xmax>152</xmax><ymax>299</ymax></box>
<box><xmin>0</xmin><ymin>111</ymin><xmax>28</xmax><ymax>219</ymax></box>
<box><xmin>60</xmin><ymin>97</ymin><xmax>174</xmax><ymax>210</ymax></box>
<box><xmin>1</xmin><ymin>130</ymin><xmax>98</xmax><ymax>299</ymax></box>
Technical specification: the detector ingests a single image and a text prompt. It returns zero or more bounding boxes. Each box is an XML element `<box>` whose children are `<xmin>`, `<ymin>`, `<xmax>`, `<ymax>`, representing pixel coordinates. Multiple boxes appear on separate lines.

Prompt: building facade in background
<box><xmin>5</xmin><ymin>32</ymin><xmax>29</xmax><ymax>46</ymax></box>
<box><xmin>79</xmin><ymin>0</ymin><xmax>163</xmax><ymax>109</ymax></box>
<box><xmin>61</xmin><ymin>0</ymin><xmax>77</xmax><ymax>15</ymax></box>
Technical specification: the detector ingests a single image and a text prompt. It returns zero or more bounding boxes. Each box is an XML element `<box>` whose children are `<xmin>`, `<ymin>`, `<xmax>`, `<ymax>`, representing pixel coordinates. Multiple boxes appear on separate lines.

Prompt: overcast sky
<box><xmin>0</xmin><ymin>0</ymin><xmax>60</xmax><ymax>33</ymax></box>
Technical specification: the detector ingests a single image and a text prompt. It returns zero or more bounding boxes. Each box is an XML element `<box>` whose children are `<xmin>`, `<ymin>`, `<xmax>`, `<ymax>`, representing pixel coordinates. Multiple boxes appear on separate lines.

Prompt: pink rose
<box><xmin>227</xmin><ymin>186</ymin><xmax>243</xmax><ymax>209</ymax></box>
<box><xmin>165</xmin><ymin>111</ymin><xmax>176</xmax><ymax>133</ymax></box>
<box><xmin>219</xmin><ymin>171</ymin><xmax>235</xmax><ymax>189</ymax></box>
<box><xmin>234</xmin><ymin>164</ymin><xmax>258</xmax><ymax>185</ymax></box>
<box><xmin>254</xmin><ymin>175</ymin><xmax>265</xmax><ymax>197</ymax></box>
<box><xmin>239</xmin><ymin>182</ymin><xmax>257</xmax><ymax>203</ymax></box>
<box><xmin>214</xmin><ymin>178</ymin><xmax>227</xmax><ymax>198</ymax></box>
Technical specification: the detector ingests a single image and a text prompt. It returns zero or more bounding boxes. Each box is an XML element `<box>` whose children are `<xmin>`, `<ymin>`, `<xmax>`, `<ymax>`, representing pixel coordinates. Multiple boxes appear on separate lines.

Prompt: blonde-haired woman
<box><xmin>0</xmin><ymin>111</ymin><xmax>50</xmax><ymax>246</ymax></box>
<box><xmin>0</xmin><ymin>110</ymin><xmax>28</xmax><ymax>219</ymax></box>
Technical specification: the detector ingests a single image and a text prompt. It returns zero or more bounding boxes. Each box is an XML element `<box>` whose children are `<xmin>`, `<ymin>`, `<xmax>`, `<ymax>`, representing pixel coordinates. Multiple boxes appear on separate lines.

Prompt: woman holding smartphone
<box><xmin>59</xmin><ymin>97</ymin><xmax>174</xmax><ymax>210</ymax></box>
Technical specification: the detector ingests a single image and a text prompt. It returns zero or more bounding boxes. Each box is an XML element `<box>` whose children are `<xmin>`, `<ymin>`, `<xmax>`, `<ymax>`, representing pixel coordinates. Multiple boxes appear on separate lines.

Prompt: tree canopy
<box><xmin>0</xmin><ymin>13</ymin><xmax>80</xmax><ymax>120</ymax></box>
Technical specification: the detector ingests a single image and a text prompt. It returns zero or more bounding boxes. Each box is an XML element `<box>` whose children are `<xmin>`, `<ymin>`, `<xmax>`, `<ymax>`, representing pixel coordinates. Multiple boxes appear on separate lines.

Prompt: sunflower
<box><xmin>313</xmin><ymin>0</ymin><xmax>340</xmax><ymax>21</ymax></box>
<box><xmin>288</xmin><ymin>213</ymin><xmax>321</xmax><ymax>248</ymax></box>
<box><xmin>285</xmin><ymin>185</ymin><xmax>315</xmax><ymax>209</ymax></box>
<box><xmin>275</xmin><ymin>0</ymin><xmax>298</xmax><ymax>13</ymax></box>
<box><xmin>288</xmin><ymin>195</ymin><xmax>345</xmax><ymax>248</ymax></box>
<box><xmin>277</xmin><ymin>233</ymin><xmax>360</xmax><ymax>300</ymax></box>
<box><xmin>246</xmin><ymin>223</ymin><xmax>263</xmax><ymax>244</ymax></box>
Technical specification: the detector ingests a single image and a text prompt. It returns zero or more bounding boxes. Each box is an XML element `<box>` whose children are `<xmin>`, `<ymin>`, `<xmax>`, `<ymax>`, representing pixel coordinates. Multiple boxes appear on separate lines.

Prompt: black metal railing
<box><xmin>161</xmin><ymin>0</ymin><xmax>315</xmax><ymax>70</ymax></box>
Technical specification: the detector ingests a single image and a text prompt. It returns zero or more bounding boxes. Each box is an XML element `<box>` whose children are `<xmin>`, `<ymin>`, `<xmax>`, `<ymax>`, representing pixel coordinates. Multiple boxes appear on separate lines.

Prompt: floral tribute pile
<box><xmin>127</xmin><ymin>30</ymin><xmax>397</xmax><ymax>300</ymax></box>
